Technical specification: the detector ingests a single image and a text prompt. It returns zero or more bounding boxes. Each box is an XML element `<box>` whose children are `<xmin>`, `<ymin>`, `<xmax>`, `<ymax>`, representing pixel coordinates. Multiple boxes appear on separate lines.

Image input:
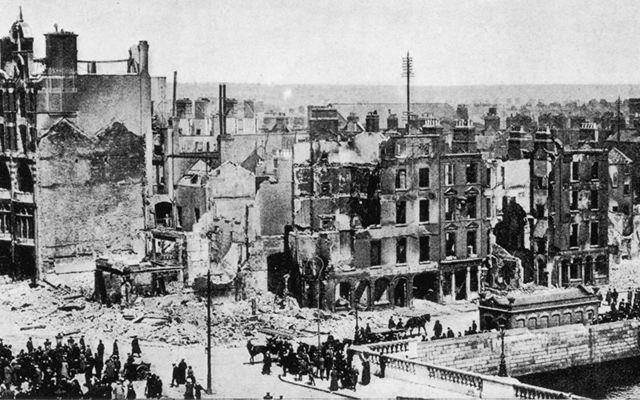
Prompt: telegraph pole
<box><xmin>617</xmin><ymin>96</ymin><xmax>621</xmax><ymax>144</ymax></box>
<box><xmin>402</xmin><ymin>52</ymin><xmax>414</xmax><ymax>131</ymax></box>
<box><xmin>206</xmin><ymin>269</ymin><xmax>212</xmax><ymax>394</ymax></box>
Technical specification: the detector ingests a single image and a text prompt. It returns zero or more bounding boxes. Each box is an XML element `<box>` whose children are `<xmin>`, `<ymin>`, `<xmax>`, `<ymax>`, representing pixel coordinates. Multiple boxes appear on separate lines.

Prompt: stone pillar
<box><xmin>438</xmin><ymin>271</ymin><xmax>444</xmax><ymax>304</ymax></box>
<box><xmin>451</xmin><ymin>271</ymin><xmax>456</xmax><ymax>302</ymax></box>
<box><xmin>465</xmin><ymin>266</ymin><xmax>471</xmax><ymax>299</ymax></box>
<box><xmin>580</xmin><ymin>261</ymin><xmax>585</xmax><ymax>284</ymax></box>
<box><xmin>477</xmin><ymin>267</ymin><xmax>483</xmax><ymax>293</ymax></box>
<box><xmin>557</xmin><ymin>262</ymin><xmax>561</xmax><ymax>288</ymax></box>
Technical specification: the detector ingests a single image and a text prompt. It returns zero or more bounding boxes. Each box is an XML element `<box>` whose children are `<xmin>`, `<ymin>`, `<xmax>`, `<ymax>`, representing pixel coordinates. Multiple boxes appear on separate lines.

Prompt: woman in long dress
<box><xmin>329</xmin><ymin>368</ymin><xmax>339</xmax><ymax>391</ymax></box>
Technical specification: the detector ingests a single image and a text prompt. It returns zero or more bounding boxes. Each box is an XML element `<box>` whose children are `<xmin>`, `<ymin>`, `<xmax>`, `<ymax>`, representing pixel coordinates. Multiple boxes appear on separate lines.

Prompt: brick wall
<box><xmin>415</xmin><ymin>320</ymin><xmax>640</xmax><ymax>376</ymax></box>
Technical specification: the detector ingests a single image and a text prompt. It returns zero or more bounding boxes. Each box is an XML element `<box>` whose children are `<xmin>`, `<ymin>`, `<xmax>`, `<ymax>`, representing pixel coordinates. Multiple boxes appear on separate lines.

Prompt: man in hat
<box><xmin>131</xmin><ymin>336</ymin><xmax>141</xmax><ymax>356</ymax></box>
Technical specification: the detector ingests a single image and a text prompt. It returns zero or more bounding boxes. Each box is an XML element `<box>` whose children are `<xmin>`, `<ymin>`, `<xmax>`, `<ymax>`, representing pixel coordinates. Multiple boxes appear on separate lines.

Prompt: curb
<box><xmin>277</xmin><ymin>374</ymin><xmax>360</xmax><ymax>399</ymax></box>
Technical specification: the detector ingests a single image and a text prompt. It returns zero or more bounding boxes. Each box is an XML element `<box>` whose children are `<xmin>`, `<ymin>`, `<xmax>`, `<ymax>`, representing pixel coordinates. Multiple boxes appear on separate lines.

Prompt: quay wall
<box><xmin>414</xmin><ymin>320</ymin><xmax>640</xmax><ymax>376</ymax></box>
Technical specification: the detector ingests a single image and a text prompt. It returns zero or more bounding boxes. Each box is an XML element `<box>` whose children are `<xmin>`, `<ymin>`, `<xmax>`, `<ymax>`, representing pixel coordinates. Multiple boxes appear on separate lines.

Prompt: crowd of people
<box><xmin>598</xmin><ymin>287</ymin><xmax>640</xmax><ymax>323</ymax></box>
<box><xmin>257</xmin><ymin>335</ymin><xmax>368</xmax><ymax>393</ymax></box>
<box><xmin>0</xmin><ymin>334</ymin><xmax>167</xmax><ymax>399</ymax></box>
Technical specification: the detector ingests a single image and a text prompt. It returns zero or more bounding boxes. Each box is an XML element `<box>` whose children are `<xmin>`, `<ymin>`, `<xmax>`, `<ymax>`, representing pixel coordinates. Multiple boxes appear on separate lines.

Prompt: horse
<box><xmin>246</xmin><ymin>340</ymin><xmax>267</xmax><ymax>364</ymax></box>
<box><xmin>404</xmin><ymin>313</ymin><xmax>431</xmax><ymax>336</ymax></box>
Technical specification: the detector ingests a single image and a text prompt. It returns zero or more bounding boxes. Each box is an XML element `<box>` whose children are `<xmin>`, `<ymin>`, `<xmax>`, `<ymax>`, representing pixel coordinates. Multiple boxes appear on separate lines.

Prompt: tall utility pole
<box><xmin>617</xmin><ymin>96</ymin><xmax>621</xmax><ymax>144</ymax></box>
<box><xmin>206</xmin><ymin>269</ymin><xmax>212</xmax><ymax>394</ymax></box>
<box><xmin>402</xmin><ymin>51</ymin><xmax>414</xmax><ymax>131</ymax></box>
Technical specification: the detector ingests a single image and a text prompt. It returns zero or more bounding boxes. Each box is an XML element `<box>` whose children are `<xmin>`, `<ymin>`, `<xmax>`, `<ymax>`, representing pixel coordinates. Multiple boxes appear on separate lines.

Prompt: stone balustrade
<box><xmin>351</xmin><ymin>345</ymin><xmax>574</xmax><ymax>399</ymax></box>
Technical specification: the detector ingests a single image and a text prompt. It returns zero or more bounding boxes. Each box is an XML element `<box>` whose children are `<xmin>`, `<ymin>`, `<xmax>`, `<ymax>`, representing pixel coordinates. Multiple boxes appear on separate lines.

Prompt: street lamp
<box><xmin>498</xmin><ymin>324</ymin><xmax>508</xmax><ymax>377</ymax></box>
<box><xmin>306</xmin><ymin>257</ymin><xmax>325</xmax><ymax>349</ymax></box>
<box><xmin>206</xmin><ymin>269</ymin><xmax>212</xmax><ymax>394</ymax></box>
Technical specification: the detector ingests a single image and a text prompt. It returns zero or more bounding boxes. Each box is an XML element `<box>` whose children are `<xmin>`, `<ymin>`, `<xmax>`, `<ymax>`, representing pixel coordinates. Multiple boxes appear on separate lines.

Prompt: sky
<box><xmin>3</xmin><ymin>0</ymin><xmax>640</xmax><ymax>86</ymax></box>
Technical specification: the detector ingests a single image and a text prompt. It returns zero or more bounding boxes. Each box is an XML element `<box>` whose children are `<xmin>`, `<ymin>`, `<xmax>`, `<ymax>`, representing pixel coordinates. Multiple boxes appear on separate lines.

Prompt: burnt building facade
<box><xmin>530</xmin><ymin>124</ymin><xmax>609</xmax><ymax>288</ymax></box>
<box><xmin>288</xmin><ymin>111</ymin><xmax>489</xmax><ymax>310</ymax></box>
<box><xmin>0</xmin><ymin>12</ymin><xmax>38</xmax><ymax>278</ymax></box>
<box><xmin>0</xmin><ymin>11</ymin><xmax>157</xmax><ymax>278</ymax></box>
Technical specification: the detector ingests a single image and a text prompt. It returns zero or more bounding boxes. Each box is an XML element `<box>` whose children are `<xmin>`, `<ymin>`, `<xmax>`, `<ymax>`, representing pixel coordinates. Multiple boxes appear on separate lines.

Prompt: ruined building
<box><xmin>530</xmin><ymin>124</ymin><xmax>609</xmax><ymax>287</ymax></box>
<box><xmin>0</xmin><ymin>11</ymin><xmax>158</xmax><ymax>278</ymax></box>
<box><xmin>287</xmin><ymin>106</ymin><xmax>489</xmax><ymax>310</ymax></box>
<box><xmin>0</xmin><ymin>12</ymin><xmax>39</xmax><ymax>278</ymax></box>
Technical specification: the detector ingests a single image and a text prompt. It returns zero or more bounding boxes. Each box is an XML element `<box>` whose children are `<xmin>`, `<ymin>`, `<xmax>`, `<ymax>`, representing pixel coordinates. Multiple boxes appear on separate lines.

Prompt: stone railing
<box><xmin>513</xmin><ymin>382</ymin><xmax>570</xmax><ymax>399</ymax></box>
<box><xmin>366</xmin><ymin>338</ymin><xmax>412</xmax><ymax>355</ymax></box>
<box><xmin>352</xmin><ymin>345</ymin><xmax>574</xmax><ymax>399</ymax></box>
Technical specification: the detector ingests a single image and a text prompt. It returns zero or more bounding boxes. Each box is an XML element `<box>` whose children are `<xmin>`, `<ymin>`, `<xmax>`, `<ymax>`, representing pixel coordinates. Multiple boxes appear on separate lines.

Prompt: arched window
<box><xmin>16</xmin><ymin>163</ymin><xmax>33</xmax><ymax>192</ymax></box>
<box><xmin>0</xmin><ymin>163</ymin><xmax>9</xmax><ymax>191</ymax></box>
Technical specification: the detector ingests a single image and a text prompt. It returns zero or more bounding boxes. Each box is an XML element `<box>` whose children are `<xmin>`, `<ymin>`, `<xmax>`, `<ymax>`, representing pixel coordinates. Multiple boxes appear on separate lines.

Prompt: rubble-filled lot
<box><xmin>0</xmin><ymin>272</ymin><xmax>477</xmax><ymax>349</ymax></box>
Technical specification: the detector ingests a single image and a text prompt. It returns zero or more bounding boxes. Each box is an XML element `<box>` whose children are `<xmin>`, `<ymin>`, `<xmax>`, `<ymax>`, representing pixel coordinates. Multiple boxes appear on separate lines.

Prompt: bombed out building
<box><xmin>529</xmin><ymin>123</ymin><xmax>610</xmax><ymax>287</ymax></box>
<box><xmin>287</xmin><ymin>107</ymin><xmax>489</xmax><ymax>310</ymax></box>
<box><xmin>0</xmin><ymin>12</ymin><xmax>39</xmax><ymax>278</ymax></box>
<box><xmin>0</xmin><ymin>10</ymin><xmax>158</xmax><ymax>279</ymax></box>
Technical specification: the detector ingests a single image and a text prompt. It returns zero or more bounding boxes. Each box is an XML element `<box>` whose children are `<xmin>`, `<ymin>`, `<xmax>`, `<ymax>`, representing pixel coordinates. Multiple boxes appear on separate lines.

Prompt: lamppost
<box><xmin>206</xmin><ymin>269</ymin><xmax>212</xmax><ymax>394</ymax></box>
<box><xmin>306</xmin><ymin>257</ymin><xmax>325</xmax><ymax>349</ymax></box>
<box><xmin>498</xmin><ymin>324</ymin><xmax>508</xmax><ymax>377</ymax></box>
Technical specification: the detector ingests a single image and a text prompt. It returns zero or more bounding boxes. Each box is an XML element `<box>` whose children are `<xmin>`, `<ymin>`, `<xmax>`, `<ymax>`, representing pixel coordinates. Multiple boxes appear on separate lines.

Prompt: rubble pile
<box><xmin>1</xmin><ymin>277</ymin><xmax>470</xmax><ymax>349</ymax></box>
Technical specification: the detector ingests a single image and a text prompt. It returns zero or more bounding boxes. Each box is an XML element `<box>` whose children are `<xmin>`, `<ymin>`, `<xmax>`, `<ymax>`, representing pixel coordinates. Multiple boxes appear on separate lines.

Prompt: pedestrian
<box><xmin>379</xmin><ymin>354</ymin><xmax>386</xmax><ymax>378</ymax></box>
<box><xmin>365</xmin><ymin>323</ymin><xmax>372</xmax><ymax>337</ymax></box>
<box><xmin>433</xmin><ymin>320</ymin><xmax>443</xmax><ymax>338</ymax></box>
<box><xmin>113</xmin><ymin>339</ymin><xmax>120</xmax><ymax>357</ymax></box>
<box><xmin>26</xmin><ymin>337</ymin><xmax>33</xmax><ymax>353</ymax></box>
<box><xmin>127</xmin><ymin>382</ymin><xmax>137</xmax><ymax>400</ymax></box>
<box><xmin>184</xmin><ymin>378</ymin><xmax>194</xmax><ymax>400</ymax></box>
<box><xmin>329</xmin><ymin>368</ymin><xmax>339</xmax><ymax>391</ymax></box>
<box><xmin>471</xmin><ymin>320</ymin><xmax>478</xmax><ymax>333</ymax></box>
<box><xmin>80</xmin><ymin>335</ymin><xmax>86</xmax><ymax>350</ymax></box>
<box><xmin>606</xmin><ymin>288</ymin><xmax>612</xmax><ymax>305</ymax></box>
<box><xmin>262</xmin><ymin>352</ymin><xmax>271</xmax><ymax>375</ymax></box>
<box><xmin>171</xmin><ymin>364</ymin><xmax>179</xmax><ymax>387</ymax></box>
<box><xmin>446</xmin><ymin>327</ymin><xmax>455</xmax><ymax>338</ymax></box>
<box><xmin>97</xmin><ymin>340</ymin><xmax>105</xmax><ymax>360</ymax></box>
<box><xmin>178</xmin><ymin>359</ymin><xmax>187</xmax><ymax>385</ymax></box>
<box><xmin>113</xmin><ymin>380</ymin><xmax>126</xmax><ymax>400</ymax></box>
<box><xmin>194</xmin><ymin>383</ymin><xmax>204</xmax><ymax>400</ymax></box>
<box><xmin>131</xmin><ymin>337</ymin><xmax>142</xmax><ymax>356</ymax></box>
<box><xmin>613</xmin><ymin>288</ymin><xmax>619</xmax><ymax>304</ymax></box>
<box><xmin>351</xmin><ymin>368</ymin><xmax>358</xmax><ymax>391</ymax></box>
<box><xmin>388</xmin><ymin>316</ymin><xmax>396</xmax><ymax>329</ymax></box>
<box><xmin>361</xmin><ymin>356</ymin><xmax>370</xmax><ymax>385</ymax></box>
<box><xmin>396</xmin><ymin>318</ymin><xmax>404</xmax><ymax>330</ymax></box>
<box><xmin>187</xmin><ymin>365</ymin><xmax>195</xmax><ymax>383</ymax></box>
<box><xmin>263</xmin><ymin>393</ymin><xmax>273</xmax><ymax>400</ymax></box>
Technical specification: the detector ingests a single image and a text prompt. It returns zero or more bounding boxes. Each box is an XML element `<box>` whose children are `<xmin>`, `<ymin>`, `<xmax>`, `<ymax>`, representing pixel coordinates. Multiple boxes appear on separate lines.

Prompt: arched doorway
<box><xmin>572</xmin><ymin>258</ymin><xmax>583</xmax><ymax>283</ymax></box>
<box><xmin>394</xmin><ymin>278</ymin><xmax>408</xmax><ymax>307</ymax></box>
<box><xmin>16</xmin><ymin>163</ymin><xmax>33</xmax><ymax>192</ymax></box>
<box><xmin>334</xmin><ymin>282</ymin><xmax>351</xmax><ymax>310</ymax></box>
<box><xmin>354</xmin><ymin>280</ymin><xmax>370</xmax><ymax>309</ymax></box>
<box><xmin>373</xmin><ymin>278</ymin><xmax>390</xmax><ymax>306</ymax></box>
<box><xmin>413</xmin><ymin>272</ymin><xmax>438</xmax><ymax>302</ymax></box>
<box><xmin>154</xmin><ymin>202</ymin><xmax>173</xmax><ymax>227</ymax></box>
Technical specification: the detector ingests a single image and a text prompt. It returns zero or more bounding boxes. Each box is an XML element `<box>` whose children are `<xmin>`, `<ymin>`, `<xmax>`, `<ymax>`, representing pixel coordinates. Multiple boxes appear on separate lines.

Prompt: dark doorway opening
<box><xmin>394</xmin><ymin>278</ymin><xmax>407</xmax><ymax>307</ymax></box>
<box><xmin>413</xmin><ymin>272</ymin><xmax>438</xmax><ymax>302</ymax></box>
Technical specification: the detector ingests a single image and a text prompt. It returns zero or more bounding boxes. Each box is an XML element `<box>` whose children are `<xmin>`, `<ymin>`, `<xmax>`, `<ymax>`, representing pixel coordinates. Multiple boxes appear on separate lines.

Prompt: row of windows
<box><xmin>0</xmin><ymin>207</ymin><xmax>34</xmax><ymax>239</ymax></box>
<box><xmin>395</xmin><ymin>196</ymin><xmax>484</xmax><ymax>225</ymax></box>
<box><xmin>569</xmin><ymin>161</ymin><xmax>600</xmax><ymax>182</ymax></box>
<box><xmin>395</xmin><ymin>163</ymin><xmax>479</xmax><ymax>190</ymax></box>
<box><xmin>369</xmin><ymin>231</ymin><xmax>483</xmax><ymax>266</ymax></box>
<box><xmin>569</xmin><ymin>190</ymin><xmax>599</xmax><ymax>211</ymax></box>
<box><xmin>569</xmin><ymin>222</ymin><xmax>599</xmax><ymax>248</ymax></box>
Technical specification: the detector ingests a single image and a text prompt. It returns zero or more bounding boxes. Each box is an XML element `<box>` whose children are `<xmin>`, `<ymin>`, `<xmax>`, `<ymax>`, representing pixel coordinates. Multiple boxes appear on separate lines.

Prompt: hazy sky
<box><xmin>3</xmin><ymin>0</ymin><xmax>640</xmax><ymax>86</ymax></box>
